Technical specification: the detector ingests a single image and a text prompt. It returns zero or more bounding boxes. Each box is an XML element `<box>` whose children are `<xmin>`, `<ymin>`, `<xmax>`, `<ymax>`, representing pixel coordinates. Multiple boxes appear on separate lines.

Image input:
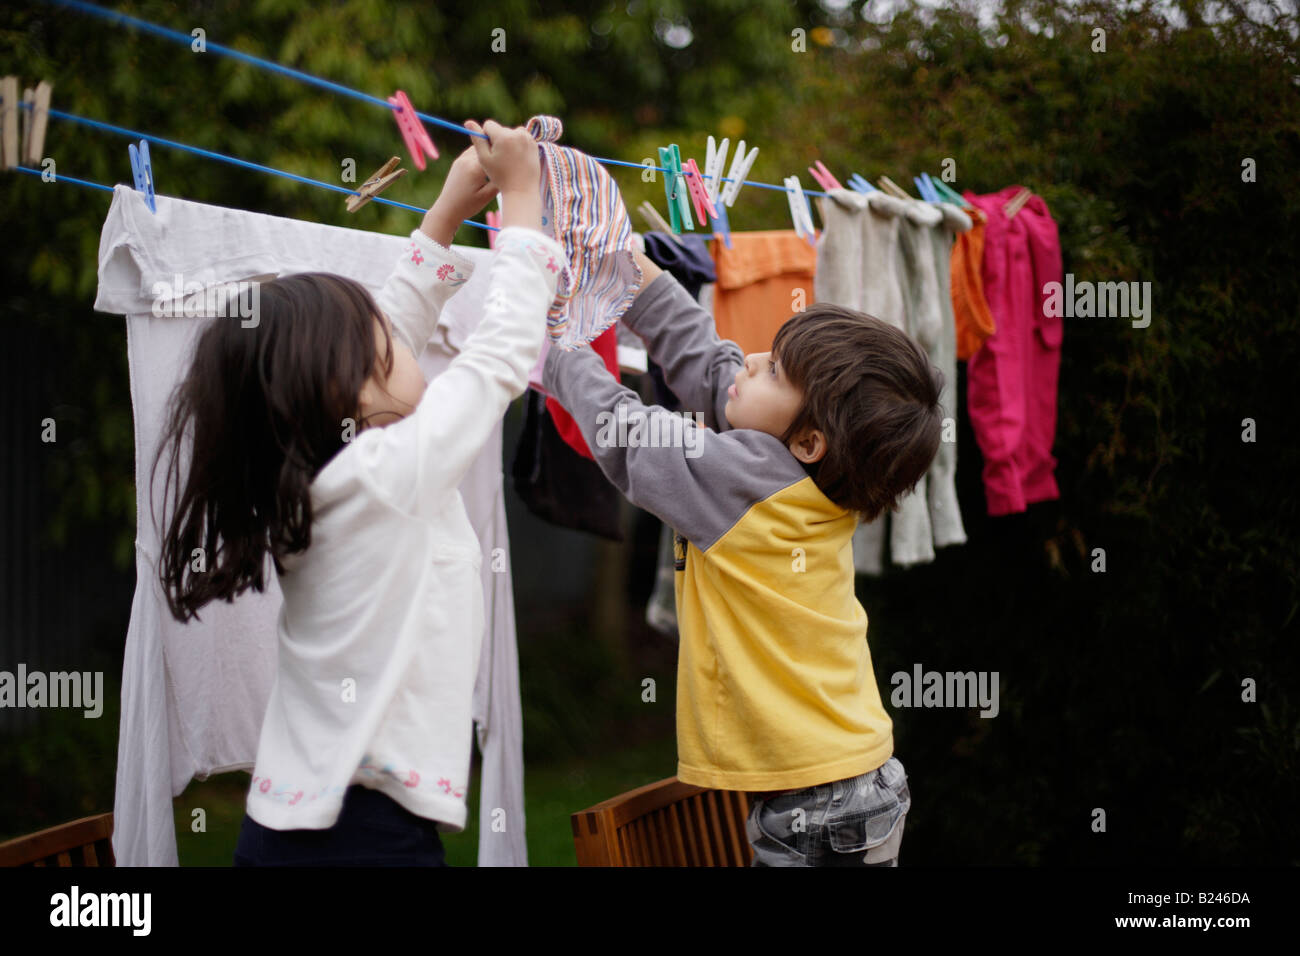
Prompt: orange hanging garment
<box><xmin>950</xmin><ymin>212</ymin><xmax>996</xmax><ymax>360</ymax></box>
<box><xmin>710</xmin><ymin>230</ymin><xmax>819</xmax><ymax>354</ymax></box>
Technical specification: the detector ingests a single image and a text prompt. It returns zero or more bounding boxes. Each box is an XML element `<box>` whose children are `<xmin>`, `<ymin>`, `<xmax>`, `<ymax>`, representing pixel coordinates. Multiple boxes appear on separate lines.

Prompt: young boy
<box><xmin>541</xmin><ymin>248</ymin><xmax>944</xmax><ymax>867</ymax></box>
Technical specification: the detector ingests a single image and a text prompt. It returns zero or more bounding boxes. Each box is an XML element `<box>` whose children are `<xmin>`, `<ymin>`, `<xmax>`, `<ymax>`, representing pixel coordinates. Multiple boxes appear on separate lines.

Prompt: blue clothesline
<box><xmin>33</xmin><ymin>104</ymin><xmax>458</xmax><ymax>223</ymax></box>
<box><xmin>13</xmin><ymin>164</ymin><xmax>113</xmax><ymax>194</ymax></box>
<box><xmin>43</xmin><ymin>0</ymin><xmax>828</xmax><ymax>200</ymax></box>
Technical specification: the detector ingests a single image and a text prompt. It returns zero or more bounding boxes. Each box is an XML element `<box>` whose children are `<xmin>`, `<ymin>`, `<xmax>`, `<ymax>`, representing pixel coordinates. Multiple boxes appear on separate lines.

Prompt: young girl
<box><xmin>152</xmin><ymin>120</ymin><xmax>562</xmax><ymax>866</ymax></box>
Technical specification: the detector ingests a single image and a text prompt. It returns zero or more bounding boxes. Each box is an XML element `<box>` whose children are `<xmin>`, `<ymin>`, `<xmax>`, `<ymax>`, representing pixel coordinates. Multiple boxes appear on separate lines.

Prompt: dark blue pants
<box><xmin>233</xmin><ymin>784</ymin><xmax>448</xmax><ymax>866</ymax></box>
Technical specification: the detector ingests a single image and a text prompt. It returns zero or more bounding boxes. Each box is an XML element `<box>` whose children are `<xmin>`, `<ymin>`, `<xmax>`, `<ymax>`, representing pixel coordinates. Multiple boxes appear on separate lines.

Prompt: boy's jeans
<box><xmin>746</xmin><ymin>756</ymin><xmax>910</xmax><ymax>867</ymax></box>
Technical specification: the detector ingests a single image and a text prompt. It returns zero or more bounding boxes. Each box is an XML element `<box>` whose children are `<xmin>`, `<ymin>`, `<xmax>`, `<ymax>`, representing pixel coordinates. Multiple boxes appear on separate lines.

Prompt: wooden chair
<box><xmin>0</xmin><ymin>813</ymin><xmax>115</xmax><ymax>867</ymax></box>
<box><xmin>572</xmin><ymin>777</ymin><xmax>756</xmax><ymax>866</ymax></box>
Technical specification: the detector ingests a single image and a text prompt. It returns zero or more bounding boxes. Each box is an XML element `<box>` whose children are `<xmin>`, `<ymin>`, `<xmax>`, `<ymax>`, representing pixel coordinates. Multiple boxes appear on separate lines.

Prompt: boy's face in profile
<box><xmin>724</xmin><ymin>348</ymin><xmax>803</xmax><ymax>438</ymax></box>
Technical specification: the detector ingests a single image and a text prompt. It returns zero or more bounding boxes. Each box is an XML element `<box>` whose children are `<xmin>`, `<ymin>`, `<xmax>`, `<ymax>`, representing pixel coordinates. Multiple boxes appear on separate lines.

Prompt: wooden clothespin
<box><xmin>345</xmin><ymin>156</ymin><xmax>407</xmax><ymax>212</ymax></box>
<box><xmin>877</xmin><ymin>175</ymin><xmax>913</xmax><ymax>200</ymax></box>
<box><xmin>1004</xmin><ymin>187</ymin><xmax>1033</xmax><ymax>218</ymax></box>
<box><xmin>0</xmin><ymin>76</ymin><xmax>19</xmax><ymax>170</ymax></box>
<box><xmin>21</xmin><ymin>80</ymin><xmax>52</xmax><ymax>167</ymax></box>
<box><xmin>637</xmin><ymin>200</ymin><xmax>685</xmax><ymax>246</ymax></box>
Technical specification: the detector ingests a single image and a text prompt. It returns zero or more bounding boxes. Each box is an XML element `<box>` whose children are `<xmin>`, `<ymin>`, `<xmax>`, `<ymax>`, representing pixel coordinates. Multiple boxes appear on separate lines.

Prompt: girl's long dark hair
<box><xmin>153</xmin><ymin>273</ymin><xmax>394</xmax><ymax>624</ymax></box>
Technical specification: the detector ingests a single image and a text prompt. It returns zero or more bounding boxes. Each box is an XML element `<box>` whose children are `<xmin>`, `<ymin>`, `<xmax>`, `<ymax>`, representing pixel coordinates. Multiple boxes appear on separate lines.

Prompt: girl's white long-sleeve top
<box><xmin>245</xmin><ymin>225</ymin><xmax>567</xmax><ymax>832</ymax></box>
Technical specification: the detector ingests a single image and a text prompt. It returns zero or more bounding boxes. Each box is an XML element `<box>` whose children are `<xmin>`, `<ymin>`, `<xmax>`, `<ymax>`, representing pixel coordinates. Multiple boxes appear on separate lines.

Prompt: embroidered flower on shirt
<box><xmin>436</xmin><ymin>263</ymin><xmax>454</xmax><ymax>280</ymax></box>
<box><xmin>410</xmin><ymin>248</ymin><xmax>425</xmax><ymax>265</ymax></box>
<box><xmin>546</xmin><ymin>256</ymin><xmax>559</xmax><ymax>274</ymax></box>
<box><xmin>437</xmin><ymin>777</ymin><xmax>466</xmax><ymax>799</ymax></box>
<box><xmin>357</xmin><ymin>755</ymin><xmax>425</xmax><ymax>791</ymax></box>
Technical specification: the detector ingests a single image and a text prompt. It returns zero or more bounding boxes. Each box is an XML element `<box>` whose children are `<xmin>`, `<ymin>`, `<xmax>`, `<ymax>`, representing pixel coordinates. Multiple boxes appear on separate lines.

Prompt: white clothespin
<box><xmin>784</xmin><ymin>175</ymin><xmax>817</xmax><ymax>245</ymax></box>
<box><xmin>719</xmin><ymin>140</ymin><xmax>759</xmax><ymax>207</ymax></box>
<box><xmin>21</xmin><ymin>80</ymin><xmax>52</xmax><ymax>167</ymax></box>
<box><xmin>704</xmin><ymin>135</ymin><xmax>729</xmax><ymax>206</ymax></box>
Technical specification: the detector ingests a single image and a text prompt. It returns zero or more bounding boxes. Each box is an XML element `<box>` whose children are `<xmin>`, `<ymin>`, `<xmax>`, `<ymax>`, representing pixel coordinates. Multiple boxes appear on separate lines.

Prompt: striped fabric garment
<box><xmin>527</xmin><ymin>115</ymin><xmax>642</xmax><ymax>350</ymax></box>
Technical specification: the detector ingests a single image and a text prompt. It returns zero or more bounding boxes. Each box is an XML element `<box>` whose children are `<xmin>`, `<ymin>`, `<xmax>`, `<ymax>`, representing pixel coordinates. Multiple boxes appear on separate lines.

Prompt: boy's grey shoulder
<box><xmin>670</xmin><ymin>426</ymin><xmax>812</xmax><ymax>552</ymax></box>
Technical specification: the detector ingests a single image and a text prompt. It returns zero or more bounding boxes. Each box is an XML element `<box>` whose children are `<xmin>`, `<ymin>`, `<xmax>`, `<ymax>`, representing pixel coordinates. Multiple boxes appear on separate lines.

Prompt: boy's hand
<box><xmin>420</xmin><ymin>123</ymin><xmax>499</xmax><ymax>248</ymax></box>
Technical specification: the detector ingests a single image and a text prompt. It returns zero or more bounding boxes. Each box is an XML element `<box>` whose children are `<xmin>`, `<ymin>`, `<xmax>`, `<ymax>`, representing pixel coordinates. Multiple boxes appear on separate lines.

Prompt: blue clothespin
<box><xmin>923</xmin><ymin>175</ymin><xmax>946</xmax><ymax>202</ymax></box>
<box><xmin>847</xmin><ymin>173</ymin><xmax>877</xmax><ymax>194</ymax></box>
<box><xmin>918</xmin><ymin>172</ymin><xmax>937</xmax><ymax>202</ymax></box>
<box><xmin>708</xmin><ymin>197</ymin><xmax>732</xmax><ymax>249</ymax></box>
<box><xmin>129</xmin><ymin>139</ymin><xmax>155</xmax><ymax>213</ymax></box>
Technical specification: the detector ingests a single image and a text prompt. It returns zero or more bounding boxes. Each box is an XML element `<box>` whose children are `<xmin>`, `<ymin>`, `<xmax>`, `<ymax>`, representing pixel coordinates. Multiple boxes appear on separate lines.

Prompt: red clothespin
<box><xmin>808</xmin><ymin>160</ymin><xmax>841</xmax><ymax>191</ymax></box>
<box><xmin>388</xmin><ymin>90</ymin><xmax>439</xmax><ymax>170</ymax></box>
<box><xmin>682</xmin><ymin>158</ymin><xmax>718</xmax><ymax>224</ymax></box>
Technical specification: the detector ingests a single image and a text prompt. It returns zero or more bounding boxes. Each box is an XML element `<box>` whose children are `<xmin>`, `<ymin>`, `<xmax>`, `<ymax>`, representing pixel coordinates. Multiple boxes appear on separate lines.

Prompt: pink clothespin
<box><xmin>682</xmin><ymin>158</ymin><xmax>719</xmax><ymax>224</ymax></box>
<box><xmin>388</xmin><ymin>90</ymin><xmax>439</xmax><ymax>170</ymax></box>
<box><xmin>486</xmin><ymin>197</ymin><xmax>502</xmax><ymax>250</ymax></box>
<box><xmin>808</xmin><ymin>160</ymin><xmax>841</xmax><ymax>191</ymax></box>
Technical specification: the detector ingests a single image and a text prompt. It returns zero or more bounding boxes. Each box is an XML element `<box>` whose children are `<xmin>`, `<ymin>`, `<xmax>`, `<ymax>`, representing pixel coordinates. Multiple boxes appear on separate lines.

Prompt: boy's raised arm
<box><xmin>542</xmin><ymin>342</ymin><xmax>804</xmax><ymax>548</ymax></box>
<box><xmin>614</xmin><ymin>248</ymin><xmax>743</xmax><ymax>434</ymax></box>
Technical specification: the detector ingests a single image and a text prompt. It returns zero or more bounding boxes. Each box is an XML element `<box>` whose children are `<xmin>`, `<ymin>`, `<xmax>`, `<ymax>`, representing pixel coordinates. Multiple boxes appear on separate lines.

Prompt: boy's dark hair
<box><xmin>771</xmin><ymin>304</ymin><xmax>944</xmax><ymax>523</ymax></box>
<box><xmin>153</xmin><ymin>273</ymin><xmax>392</xmax><ymax>624</ymax></box>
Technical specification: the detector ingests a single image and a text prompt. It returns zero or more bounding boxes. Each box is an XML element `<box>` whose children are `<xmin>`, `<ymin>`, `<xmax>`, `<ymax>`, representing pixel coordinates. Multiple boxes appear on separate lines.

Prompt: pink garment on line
<box><xmin>963</xmin><ymin>187</ymin><xmax>1063</xmax><ymax>516</ymax></box>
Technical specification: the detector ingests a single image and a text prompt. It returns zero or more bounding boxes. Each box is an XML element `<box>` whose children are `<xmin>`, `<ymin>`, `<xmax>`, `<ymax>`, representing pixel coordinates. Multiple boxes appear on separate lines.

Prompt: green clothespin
<box><xmin>658</xmin><ymin>146</ymin><xmax>683</xmax><ymax>233</ymax></box>
<box><xmin>930</xmin><ymin>176</ymin><xmax>970</xmax><ymax>208</ymax></box>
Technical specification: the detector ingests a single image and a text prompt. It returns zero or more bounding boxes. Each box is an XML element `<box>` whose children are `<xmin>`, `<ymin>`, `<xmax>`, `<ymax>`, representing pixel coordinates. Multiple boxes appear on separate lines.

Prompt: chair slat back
<box><xmin>572</xmin><ymin>778</ymin><xmax>755</xmax><ymax>866</ymax></box>
<box><xmin>0</xmin><ymin>813</ymin><xmax>115</xmax><ymax>867</ymax></box>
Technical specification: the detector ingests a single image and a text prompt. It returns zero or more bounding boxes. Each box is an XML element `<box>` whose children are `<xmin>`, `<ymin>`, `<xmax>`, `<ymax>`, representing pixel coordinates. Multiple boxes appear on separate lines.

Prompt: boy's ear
<box><xmin>788</xmin><ymin>426</ymin><xmax>827</xmax><ymax>465</ymax></box>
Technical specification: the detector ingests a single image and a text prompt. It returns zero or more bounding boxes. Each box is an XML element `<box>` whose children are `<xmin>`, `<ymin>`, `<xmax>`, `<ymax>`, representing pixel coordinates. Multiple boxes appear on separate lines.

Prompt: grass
<box><xmin>173</xmin><ymin>733</ymin><xmax>678</xmax><ymax>866</ymax></box>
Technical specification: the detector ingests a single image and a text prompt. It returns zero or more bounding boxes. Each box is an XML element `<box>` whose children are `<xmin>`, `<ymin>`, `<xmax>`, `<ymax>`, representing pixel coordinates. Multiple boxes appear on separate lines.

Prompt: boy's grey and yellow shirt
<box><xmin>543</xmin><ymin>272</ymin><xmax>894</xmax><ymax>791</ymax></box>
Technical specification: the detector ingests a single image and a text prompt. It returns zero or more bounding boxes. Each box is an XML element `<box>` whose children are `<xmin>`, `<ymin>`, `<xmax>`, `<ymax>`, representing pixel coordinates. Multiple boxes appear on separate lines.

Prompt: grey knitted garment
<box><xmin>814</xmin><ymin>189</ymin><xmax>969</xmax><ymax>574</ymax></box>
